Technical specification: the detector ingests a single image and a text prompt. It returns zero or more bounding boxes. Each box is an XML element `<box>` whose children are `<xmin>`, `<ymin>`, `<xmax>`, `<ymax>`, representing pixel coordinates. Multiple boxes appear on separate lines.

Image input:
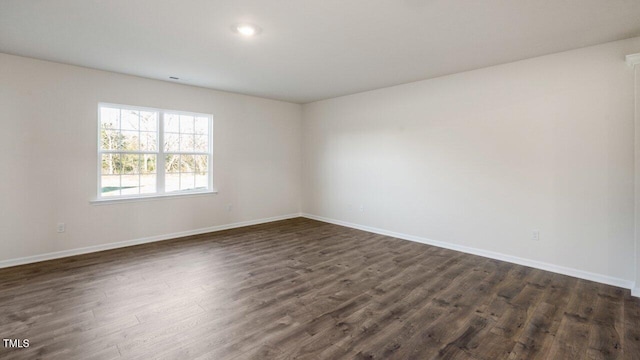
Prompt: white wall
<box><xmin>0</xmin><ymin>53</ymin><xmax>301</xmax><ymax>263</ymax></box>
<box><xmin>302</xmin><ymin>37</ymin><xmax>640</xmax><ymax>285</ymax></box>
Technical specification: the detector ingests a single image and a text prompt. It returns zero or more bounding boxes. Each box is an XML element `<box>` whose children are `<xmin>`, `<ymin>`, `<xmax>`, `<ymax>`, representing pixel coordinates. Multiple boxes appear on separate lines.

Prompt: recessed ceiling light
<box><xmin>233</xmin><ymin>23</ymin><xmax>261</xmax><ymax>37</ymax></box>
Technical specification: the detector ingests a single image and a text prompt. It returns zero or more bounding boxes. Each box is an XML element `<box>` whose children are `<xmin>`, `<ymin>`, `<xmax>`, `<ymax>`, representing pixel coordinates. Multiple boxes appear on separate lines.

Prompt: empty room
<box><xmin>2</xmin><ymin>1</ymin><xmax>640</xmax><ymax>359</ymax></box>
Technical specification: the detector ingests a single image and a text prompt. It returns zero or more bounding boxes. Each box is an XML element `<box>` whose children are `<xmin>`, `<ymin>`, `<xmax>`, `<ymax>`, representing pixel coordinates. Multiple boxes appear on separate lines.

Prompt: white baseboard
<box><xmin>301</xmin><ymin>213</ymin><xmax>636</xmax><ymax>292</ymax></box>
<box><xmin>0</xmin><ymin>213</ymin><xmax>301</xmax><ymax>269</ymax></box>
<box><xmin>632</xmin><ymin>286</ymin><xmax>640</xmax><ymax>297</ymax></box>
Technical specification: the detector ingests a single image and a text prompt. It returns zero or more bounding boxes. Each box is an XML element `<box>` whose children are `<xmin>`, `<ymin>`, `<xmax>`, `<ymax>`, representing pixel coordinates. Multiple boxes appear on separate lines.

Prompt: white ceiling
<box><xmin>2</xmin><ymin>1</ymin><xmax>640</xmax><ymax>104</ymax></box>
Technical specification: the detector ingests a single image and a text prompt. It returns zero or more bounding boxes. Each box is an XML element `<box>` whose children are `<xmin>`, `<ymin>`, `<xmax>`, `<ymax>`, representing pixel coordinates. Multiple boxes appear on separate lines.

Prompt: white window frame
<box><xmin>94</xmin><ymin>102</ymin><xmax>215</xmax><ymax>203</ymax></box>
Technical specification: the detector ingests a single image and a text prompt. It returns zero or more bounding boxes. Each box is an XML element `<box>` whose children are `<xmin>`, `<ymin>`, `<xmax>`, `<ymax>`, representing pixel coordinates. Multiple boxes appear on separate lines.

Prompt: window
<box><xmin>98</xmin><ymin>103</ymin><xmax>213</xmax><ymax>200</ymax></box>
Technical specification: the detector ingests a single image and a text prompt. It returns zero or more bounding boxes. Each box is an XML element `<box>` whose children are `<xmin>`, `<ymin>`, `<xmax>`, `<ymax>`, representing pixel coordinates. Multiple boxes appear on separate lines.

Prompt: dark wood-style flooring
<box><xmin>0</xmin><ymin>218</ymin><xmax>639</xmax><ymax>359</ymax></box>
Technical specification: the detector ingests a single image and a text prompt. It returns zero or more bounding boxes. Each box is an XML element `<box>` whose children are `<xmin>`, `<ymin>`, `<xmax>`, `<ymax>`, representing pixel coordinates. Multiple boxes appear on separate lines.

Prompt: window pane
<box><xmin>194</xmin><ymin>117</ymin><xmax>208</xmax><ymax>135</ymax></box>
<box><xmin>121</xmin><ymin>174</ymin><xmax>140</xmax><ymax>195</ymax></box>
<box><xmin>140</xmin><ymin>111</ymin><xmax>158</xmax><ymax>132</ymax></box>
<box><xmin>194</xmin><ymin>135</ymin><xmax>208</xmax><ymax>152</ymax></box>
<box><xmin>165</xmin><ymin>154</ymin><xmax>181</xmax><ymax>191</ymax></box>
<box><xmin>164</xmin><ymin>133</ymin><xmax>179</xmax><ymax>152</ymax></box>
<box><xmin>165</xmin><ymin>173</ymin><xmax>180</xmax><ymax>192</ymax></box>
<box><xmin>140</xmin><ymin>174</ymin><xmax>156</xmax><ymax>194</ymax></box>
<box><xmin>121</xmin><ymin>131</ymin><xmax>140</xmax><ymax>151</ymax></box>
<box><xmin>180</xmin><ymin>155</ymin><xmax>195</xmax><ymax>172</ymax></box>
<box><xmin>195</xmin><ymin>173</ymin><xmax>208</xmax><ymax>189</ymax></box>
<box><xmin>194</xmin><ymin>155</ymin><xmax>208</xmax><ymax>174</ymax></box>
<box><xmin>121</xmin><ymin>154</ymin><xmax>140</xmax><ymax>175</ymax></box>
<box><xmin>101</xmin><ymin>130</ymin><xmax>121</xmax><ymax>150</ymax></box>
<box><xmin>180</xmin><ymin>115</ymin><xmax>195</xmax><ymax>133</ymax></box>
<box><xmin>101</xmin><ymin>175</ymin><xmax>121</xmax><ymax>197</ymax></box>
<box><xmin>140</xmin><ymin>132</ymin><xmax>157</xmax><ymax>151</ymax></box>
<box><xmin>102</xmin><ymin>154</ymin><xmax>122</xmax><ymax>174</ymax></box>
<box><xmin>180</xmin><ymin>173</ymin><xmax>195</xmax><ymax>191</ymax></box>
<box><xmin>165</xmin><ymin>114</ymin><xmax>180</xmax><ymax>133</ymax></box>
<box><xmin>100</xmin><ymin>107</ymin><xmax>120</xmax><ymax>130</ymax></box>
<box><xmin>165</xmin><ymin>154</ymin><xmax>179</xmax><ymax>172</ymax></box>
<box><xmin>180</xmin><ymin>134</ymin><xmax>195</xmax><ymax>152</ymax></box>
<box><xmin>121</xmin><ymin>110</ymin><xmax>139</xmax><ymax>131</ymax></box>
<box><xmin>140</xmin><ymin>154</ymin><xmax>156</xmax><ymax>174</ymax></box>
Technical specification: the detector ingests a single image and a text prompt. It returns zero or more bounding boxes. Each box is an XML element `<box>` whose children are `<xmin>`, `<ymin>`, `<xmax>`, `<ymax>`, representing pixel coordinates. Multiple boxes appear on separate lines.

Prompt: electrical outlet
<box><xmin>531</xmin><ymin>230</ymin><xmax>540</xmax><ymax>241</ymax></box>
<box><xmin>359</xmin><ymin>205</ymin><xmax>364</xmax><ymax>212</ymax></box>
<box><xmin>57</xmin><ymin>223</ymin><xmax>65</xmax><ymax>233</ymax></box>
<box><xmin>227</xmin><ymin>204</ymin><xmax>233</xmax><ymax>212</ymax></box>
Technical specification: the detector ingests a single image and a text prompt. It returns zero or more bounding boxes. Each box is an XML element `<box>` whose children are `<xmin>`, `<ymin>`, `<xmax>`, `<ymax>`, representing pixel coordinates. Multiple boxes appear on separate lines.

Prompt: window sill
<box><xmin>90</xmin><ymin>189</ymin><xmax>218</xmax><ymax>205</ymax></box>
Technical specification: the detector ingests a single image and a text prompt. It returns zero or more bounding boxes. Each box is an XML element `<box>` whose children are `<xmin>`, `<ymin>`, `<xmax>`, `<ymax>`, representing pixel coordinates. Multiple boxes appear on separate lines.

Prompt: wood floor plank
<box><xmin>623</xmin><ymin>294</ymin><xmax>640</xmax><ymax>360</ymax></box>
<box><xmin>0</xmin><ymin>217</ymin><xmax>637</xmax><ymax>360</ymax></box>
<box><xmin>545</xmin><ymin>280</ymin><xmax>600</xmax><ymax>359</ymax></box>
